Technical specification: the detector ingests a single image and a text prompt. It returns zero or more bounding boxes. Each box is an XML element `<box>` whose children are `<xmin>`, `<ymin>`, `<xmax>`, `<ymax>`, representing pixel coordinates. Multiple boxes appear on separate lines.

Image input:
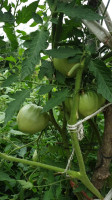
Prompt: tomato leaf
<box><xmin>16</xmin><ymin>2</ymin><xmax>38</xmax><ymax>24</ymax></box>
<box><xmin>38</xmin><ymin>60</ymin><xmax>54</xmax><ymax>79</ymax></box>
<box><xmin>18</xmin><ymin>147</ymin><xmax>27</xmax><ymax>158</ymax></box>
<box><xmin>43</xmin><ymin>187</ymin><xmax>54</xmax><ymax>200</ymax></box>
<box><xmin>2</xmin><ymin>74</ymin><xmax>19</xmax><ymax>87</ymax></box>
<box><xmin>17</xmin><ymin>180</ymin><xmax>33</xmax><ymax>189</ymax></box>
<box><xmin>57</xmin><ymin>3</ymin><xmax>103</xmax><ymax>20</ymax></box>
<box><xmin>38</xmin><ymin>85</ymin><xmax>54</xmax><ymax>95</ymax></box>
<box><xmin>0</xmin><ymin>10</ymin><xmax>15</xmax><ymax>23</ymax></box>
<box><xmin>21</xmin><ymin>29</ymin><xmax>49</xmax><ymax>79</ymax></box>
<box><xmin>89</xmin><ymin>59</ymin><xmax>112</xmax><ymax>102</ymax></box>
<box><xmin>0</xmin><ymin>171</ymin><xmax>15</xmax><ymax>182</ymax></box>
<box><xmin>3</xmin><ymin>23</ymin><xmax>18</xmax><ymax>50</ymax></box>
<box><xmin>4</xmin><ymin>89</ymin><xmax>31</xmax><ymax>125</ymax></box>
<box><xmin>33</xmin><ymin>13</ymin><xmax>43</xmax><ymax>24</ymax></box>
<box><xmin>44</xmin><ymin>47</ymin><xmax>82</xmax><ymax>58</ymax></box>
<box><xmin>43</xmin><ymin>89</ymin><xmax>69</xmax><ymax>112</ymax></box>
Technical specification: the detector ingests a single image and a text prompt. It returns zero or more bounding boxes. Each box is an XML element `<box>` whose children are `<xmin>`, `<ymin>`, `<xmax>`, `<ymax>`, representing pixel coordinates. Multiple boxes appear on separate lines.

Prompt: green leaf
<box><xmin>17</xmin><ymin>180</ymin><xmax>33</xmax><ymax>190</ymax></box>
<box><xmin>16</xmin><ymin>29</ymin><xmax>27</xmax><ymax>36</ymax></box>
<box><xmin>89</xmin><ymin>60</ymin><xmax>112</xmax><ymax>102</ymax></box>
<box><xmin>0</xmin><ymin>10</ymin><xmax>15</xmax><ymax>23</ymax></box>
<box><xmin>43</xmin><ymin>187</ymin><xmax>54</xmax><ymax>200</ymax></box>
<box><xmin>0</xmin><ymin>195</ymin><xmax>9</xmax><ymax>200</ymax></box>
<box><xmin>18</xmin><ymin>147</ymin><xmax>27</xmax><ymax>158</ymax></box>
<box><xmin>38</xmin><ymin>60</ymin><xmax>54</xmax><ymax>79</ymax></box>
<box><xmin>0</xmin><ymin>112</ymin><xmax>5</xmax><ymax>123</ymax></box>
<box><xmin>38</xmin><ymin>85</ymin><xmax>53</xmax><ymax>95</ymax></box>
<box><xmin>4</xmin><ymin>89</ymin><xmax>31</xmax><ymax>124</ymax></box>
<box><xmin>43</xmin><ymin>89</ymin><xmax>69</xmax><ymax>112</ymax></box>
<box><xmin>21</xmin><ymin>30</ymin><xmax>49</xmax><ymax>79</ymax></box>
<box><xmin>2</xmin><ymin>74</ymin><xmax>19</xmax><ymax>87</ymax></box>
<box><xmin>5</xmin><ymin>56</ymin><xmax>16</xmax><ymax>63</ymax></box>
<box><xmin>16</xmin><ymin>2</ymin><xmax>38</xmax><ymax>24</ymax></box>
<box><xmin>9</xmin><ymin>129</ymin><xmax>27</xmax><ymax>136</ymax></box>
<box><xmin>56</xmin><ymin>185</ymin><xmax>62</xmax><ymax>198</ymax></box>
<box><xmin>33</xmin><ymin>13</ymin><xmax>43</xmax><ymax>24</ymax></box>
<box><xmin>44</xmin><ymin>47</ymin><xmax>82</xmax><ymax>58</ymax></box>
<box><xmin>0</xmin><ymin>171</ymin><xmax>15</xmax><ymax>182</ymax></box>
<box><xmin>57</xmin><ymin>4</ymin><xmax>103</xmax><ymax>20</ymax></box>
<box><xmin>3</xmin><ymin>23</ymin><xmax>18</xmax><ymax>50</ymax></box>
<box><xmin>56</xmin><ymin>71</ymin><xmax>65</xmax><ymax>84</ymax></box>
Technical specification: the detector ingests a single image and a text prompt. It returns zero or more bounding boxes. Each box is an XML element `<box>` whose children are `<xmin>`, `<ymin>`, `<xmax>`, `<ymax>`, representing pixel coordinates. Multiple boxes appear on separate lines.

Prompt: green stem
<box><xmin>49</xmin><ymin>109</ymin><xmax>69</xmax><ymax>156</ymax></box>
<box><xmin>81</xmin><ymin>174</ymin><xmax>103</xmax><ymax>199</ymax></box>
<box><xmin>68</xmin><ymin>63</ymin><xmax>103</xmax><ymax>199</ymax></box>
<box><xmin>0</xmin><ymin>152</ymin><xmax>103</xmax><ymax>199</ymax></box>
<box><xmin>53</xmin><ymin>13</ymin><xmax>63</xmax><ymax>48</ymax></box>
<box><xmin>69</xmin><ymin>67</ymin><xmax>86</xmax><ymax>174</ymax></box>
<box><xmin>68</xmin><ymin>63</ymin><xmax>80</xmax><ymax>77</ymax></box>
<box><xmin>0</xmin><ymin>152</ymin><xmax>80</xmax><ymax>179</ymax></box>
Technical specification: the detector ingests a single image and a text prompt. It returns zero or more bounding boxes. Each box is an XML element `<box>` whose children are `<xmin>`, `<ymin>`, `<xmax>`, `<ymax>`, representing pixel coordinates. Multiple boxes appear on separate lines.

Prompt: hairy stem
<box><xmin>0</xmin><ymin>152</ymin><xmax>80</xmax><ymax>179</ymax></box>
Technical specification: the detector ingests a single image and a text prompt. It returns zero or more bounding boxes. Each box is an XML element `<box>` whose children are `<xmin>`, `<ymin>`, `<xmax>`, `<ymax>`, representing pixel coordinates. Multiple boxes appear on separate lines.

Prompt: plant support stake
<box><xmin>82</xmin><ymin>20</ymin><xmax>112</xmax><ymax>48</ymax></box>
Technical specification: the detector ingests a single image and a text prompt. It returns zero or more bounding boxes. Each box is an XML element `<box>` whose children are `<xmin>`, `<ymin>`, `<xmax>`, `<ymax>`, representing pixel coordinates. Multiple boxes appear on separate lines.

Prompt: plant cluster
<box><xmin>0</xmin><ymin>0</ymin><xmax>112</xmax><ymax>199</ymax></box>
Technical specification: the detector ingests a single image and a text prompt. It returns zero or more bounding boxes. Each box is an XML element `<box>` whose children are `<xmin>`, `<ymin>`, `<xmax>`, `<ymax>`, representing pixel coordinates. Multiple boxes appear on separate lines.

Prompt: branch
<box><xmin>0</xmin><ymin>152</ymin><xmax>80</xmax><ymax>178</ymax></box>
<box><xmin>0</xmin><ymin>152</ymin><xmax>103</xmax><ymax>199</ymax></box>
<box><xmin>82</xmin><ymin>20</ymin><xmax>112</xmax><ymax>48</ymax></box>
<box><xmin>99</xmin><ymin>1</ymin><xmax>112</xmax><ymax>33</ymax></box>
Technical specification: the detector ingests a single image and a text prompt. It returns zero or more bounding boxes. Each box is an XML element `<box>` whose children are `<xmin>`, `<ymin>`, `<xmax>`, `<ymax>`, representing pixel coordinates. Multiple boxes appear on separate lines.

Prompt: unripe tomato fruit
<box><xmin>53</xmin><ymin>58</ymin><xmax>77</xmax><ymax>77</ymax></box>
<box><xmin>64</xmin><ymin>91</ymin><xmax>105</xmax><ymax>118</ymax></box>
<box><xmin>17</xmin><ymin>104</ymin><xmax>49</xmax><ymax>134</ymax></box>
<box><xmin>79</xmin><ymin>91</ymin><xmax>105</xmax><ymax>117</ymax></box>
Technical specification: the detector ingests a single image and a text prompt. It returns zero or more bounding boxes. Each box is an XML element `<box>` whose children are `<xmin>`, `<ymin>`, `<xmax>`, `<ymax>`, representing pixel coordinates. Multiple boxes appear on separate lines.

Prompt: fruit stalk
<box><xmin>68</xmin><ymin>63</ymin><xmax>80</xmax><ymax>77</ymax></box>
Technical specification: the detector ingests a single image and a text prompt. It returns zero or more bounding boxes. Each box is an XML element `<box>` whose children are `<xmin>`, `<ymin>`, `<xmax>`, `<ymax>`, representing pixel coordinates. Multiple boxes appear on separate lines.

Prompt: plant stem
<box><xmin>0</xmin><ymin>152</ymin><xmax>103</xmax><ymax>199</ymax></box>
<box><xmin>0</xmin><ymin>152</ymin><xmax>80</xmax><ymax>179</ymax></box>
<box><xmin>69</xmin><ymin>65</ymin><xmax>86</xmax><ymax>174</ymax></box>
<box><xmin>81</xmin><ymin>174</ymin><xmax>103</xmax><ymax>199</ymax></box>
<box><xmin>68</xmin><ymin>62</ymin><xmax>103</xmax><ymax>199</ymax></box>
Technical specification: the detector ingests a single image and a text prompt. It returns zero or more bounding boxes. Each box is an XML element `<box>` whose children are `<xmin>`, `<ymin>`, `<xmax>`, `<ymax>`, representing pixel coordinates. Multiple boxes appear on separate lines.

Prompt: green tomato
<box><xmin>53</xmin><ymin>58</ymin><xmax>77</xmax><ymax>77</ymax></box>
<box><xmin>17</xmin><ymin>104</ymin><xmax>49</xmax><ymax>134</ymax></box>
<box><xmin>79</xmin><ymin>91</ymin><xmax>105</xmax><ymax>117</ymax></box>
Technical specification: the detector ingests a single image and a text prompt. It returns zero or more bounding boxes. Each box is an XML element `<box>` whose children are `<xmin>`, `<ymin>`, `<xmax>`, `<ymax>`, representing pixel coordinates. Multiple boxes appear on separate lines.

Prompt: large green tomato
<box><xmin>17</xmin><ymin>104</ymin><xmax>49</xmax><ymax>134</ymax></box>
<box><xmin>53</xmin><ymin>58</ymin><xmax>77</xmax><ymax>77</ymax></box>
<box><xmin>79</xmin><ymin>91</ymin><xmax>105</xmax><ymax>117</ymax></box>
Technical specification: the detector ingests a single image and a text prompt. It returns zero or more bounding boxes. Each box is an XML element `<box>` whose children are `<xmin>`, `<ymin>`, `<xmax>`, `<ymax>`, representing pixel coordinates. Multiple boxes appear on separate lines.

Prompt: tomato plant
<box><xmin>0</xmin><ymin>0</ymin><xmax>112</xmax><ymax>199</ymax></box>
